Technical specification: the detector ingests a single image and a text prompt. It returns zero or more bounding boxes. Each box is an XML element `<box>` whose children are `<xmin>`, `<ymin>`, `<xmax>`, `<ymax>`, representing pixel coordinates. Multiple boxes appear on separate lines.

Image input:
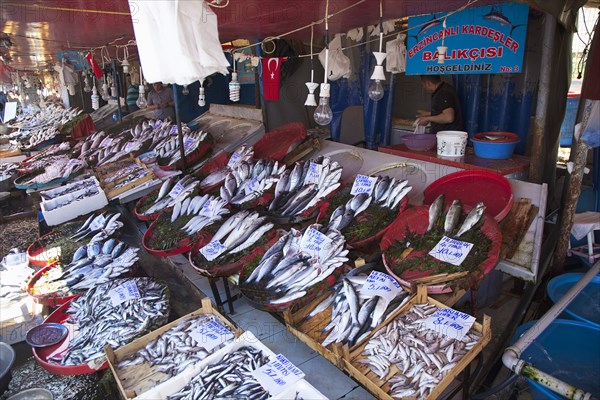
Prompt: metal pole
<box><xmin>112</xmin><ymin>60</ymin><xmax>123</xmax><ymax>122</ymax></box>
<box><xmin>529</xmin><ymin>13</ymin><xmax>556</xmax><ymax>183</ymax></box>
<box><xmin>172</xmin><ymin>84</ymin><xmax>188</xmax><ymax>173</ymax></box>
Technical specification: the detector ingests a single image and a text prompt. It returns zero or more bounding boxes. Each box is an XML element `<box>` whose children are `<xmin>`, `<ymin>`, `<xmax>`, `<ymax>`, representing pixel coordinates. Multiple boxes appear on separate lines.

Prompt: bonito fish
<box><xmin>219</xmin><ymin>159</ymin><xmax>285</xmax><ymax>205</ymax></box>
<box><xmin>200</xmin><ymin>144</ymin><xmax>254</xmax><ymax>189</ymax></box>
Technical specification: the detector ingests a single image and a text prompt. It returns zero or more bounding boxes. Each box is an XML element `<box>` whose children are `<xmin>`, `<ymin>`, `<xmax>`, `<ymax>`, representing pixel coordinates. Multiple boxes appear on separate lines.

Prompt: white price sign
<box><xmin>169</xmin><ymin>126</ymin><xmax>178</xmax><ymax>135</ymax></box>
<box><xmin>227</xmin><ymin>152</ymin><xmax>242</xmax><ymax>167</ymax></box>
<box><xmin>350</xmin><ymin>174</ymin><xmax>377</xmax><ymax>196</ymax></box>
<box><xmin>303</xmin><ymin>162</ymin><xmax>322</xmax><ymax>185</ymax></box>
<box><xmin>360</xmin><ymin>271</ymin><xmax>403</xmax><ymax>302</ymax></box>
<box><xmin>200</xmin><ymin>239</ymin><xmax>227</xmax><ymax>261</ymax></box>
<box><xmin>183</xmin><ymin>137</ymin><xmax>196</xmax><ymax>151</ymax></box>
<box><xmin>109</xmin><ymin>281</ymin><xmax>141</xmax><ymax>307</ymax></box>
<box><xmin>428</xmin><ymin>236</ymin><xmax>474</xmax><ymax>266</ymax></box>
<box><xmin>419</xmin><ymin>307</ymin><xmax>476</xmax><ymax>341</ymax></box>
<box><xmin>244</xmin><ymin>177</ymin><xmax>260</xmax><ymax>195</ymax></box>
<box><xmin>189</xmin><ymin>319</ymin><xmax>234</xmax><ymax>351</ymax></box>
<box><xmin>253</xmin><ymin>354</ymin><xmax>305</xmax><ymax>396</ymax></box>
<box><xmin>88</xmin><ymin>215</ymin><xmax>105</xmax><ymax>231</ymax></box>
<box><xmin>169</xmin><ymin>183</ymin><xmax>185</xmax><ymax>199</ymax></box>
<box><xmin>199</xmin><ymin>199</ymin><xmax>216</xmax><ymax>217</ymax></box>
<box><xmin>300</xmin><ymin>227</ymin><xmax>333</xmax><ymax>263</ymax></box>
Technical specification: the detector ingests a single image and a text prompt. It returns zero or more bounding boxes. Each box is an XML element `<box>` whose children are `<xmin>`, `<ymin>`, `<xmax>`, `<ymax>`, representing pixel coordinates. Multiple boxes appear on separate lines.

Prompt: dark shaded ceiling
<box><xmin>2</xmin><ymin>0</ymin><xmax>504</xmax><ymax>70</ymax></box>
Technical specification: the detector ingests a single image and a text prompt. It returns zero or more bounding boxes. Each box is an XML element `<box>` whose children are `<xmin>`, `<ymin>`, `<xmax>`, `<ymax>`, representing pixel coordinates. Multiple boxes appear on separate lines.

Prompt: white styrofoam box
<box><xmin>0</xmin><ymin>298</ymin><xmax>44</xmax><ymax>344</ymax></box>
<box><xmin>40</xmin><ymin>176</ymin><xmax>101</xmax><ymax>200</ymax></box>
<box><xmin>136</xmin><ymin>331</ymin><xmax>276</xmax><ymax>400</ymax></box>
<box><xmin>41</xmin><ymin>184</ymin><xmax>108</xmax><ymax>226</ymax></box>
<box><xmin>272</xmin><ymin>379</ymin><xmax>328</xmax><ymax>400</ymax></box>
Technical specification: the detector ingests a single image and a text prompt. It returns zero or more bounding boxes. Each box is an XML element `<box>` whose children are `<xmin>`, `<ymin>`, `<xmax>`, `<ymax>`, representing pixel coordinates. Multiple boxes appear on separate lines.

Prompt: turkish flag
<box><xmin>85</xmin><ymin>52</ymin><xmax>104</xmax><ymax>79</ymax></box>
<box><xmin>261</xmin><ymin>57</ymin><xmax>287</xmax><ymax>101</ymax></box>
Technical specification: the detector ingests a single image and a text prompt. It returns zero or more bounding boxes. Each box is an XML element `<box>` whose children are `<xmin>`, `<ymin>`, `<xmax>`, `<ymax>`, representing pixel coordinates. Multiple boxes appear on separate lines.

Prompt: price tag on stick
<box><xmin>200</xmin><ymin>239</ymin><xmax>227</xmax><ymax>261</ymax></box>
<box><xmin>169</xmin><ymin>183</ymin><xmax>185</xmax><ymax>199</ymax></box>
<box><xmin>109</xmin><ymin>280</ymin><xmax>141</xmax><ymax>307</ymax></box>
<box><xmin>360</xmin><ymin>271</ymin><xmax>403</xmax><ymax>302</ymax></box>
<box><xmin>300</xmin><ymin>227</ymin><xmax>333</xmax><ymax>263</ymax></box>
<box><xmin>419</xmin><ymin>307</ymin><xmax>476</xmax><ymax>341</ymax></box>
<box><xmin>189</xmin><ymin>319</ymin><xmax>234</xmax><ymax>351</ymax></box>
<box><xmin>227</xmin><ymin>152</ymin><xmax>242</xmax><ymax>167</ymax></box>
<box><xmin>304</xmin><ymin>162</ymin><xmax>322</xmax><ymax>185</ymax></box>
<box><xmin>350</xmin><ymin>174</ymin><xmax>377</xmax><ymax>196</ymax></box>
<box><xmin>253</xmin><ymin>354</ymin><xmax>305</xmax><ymax>396</ymax></box>
<box><xmin>428</xmin><ymin>236</ymin><xmax>474</xmax><ymax>266</ymax></box>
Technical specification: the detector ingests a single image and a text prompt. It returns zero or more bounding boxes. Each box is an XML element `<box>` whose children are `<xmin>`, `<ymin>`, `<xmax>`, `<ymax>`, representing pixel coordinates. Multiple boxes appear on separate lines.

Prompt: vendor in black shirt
<box><xmin>416</xmin><ymin>75</ymin><xmax>464</xmax><ymax>134</ymax></box>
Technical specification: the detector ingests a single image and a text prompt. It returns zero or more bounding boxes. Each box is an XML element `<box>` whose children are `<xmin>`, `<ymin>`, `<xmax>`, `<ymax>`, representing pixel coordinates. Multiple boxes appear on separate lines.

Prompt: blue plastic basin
<box><xmin>547</xmin><ymin>273</ymin><xmax>600</xmax><ymax>329</ymax></box>
<box><xmin>512</xmin><ymin>319</ymin><xmax>600</xmax><ymax>399</ymax></box>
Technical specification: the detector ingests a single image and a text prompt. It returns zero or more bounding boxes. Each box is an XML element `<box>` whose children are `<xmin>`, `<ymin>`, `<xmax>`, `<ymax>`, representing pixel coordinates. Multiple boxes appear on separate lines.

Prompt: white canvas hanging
<box><xmin>318</xmin><ymin>34</ymin><xmax>351</xmax><ymax>81</ymax></box>
<box><xmin>386</xmin><ymin>33</ymin><xmax>407</xmax><ymax>74</ymax></box>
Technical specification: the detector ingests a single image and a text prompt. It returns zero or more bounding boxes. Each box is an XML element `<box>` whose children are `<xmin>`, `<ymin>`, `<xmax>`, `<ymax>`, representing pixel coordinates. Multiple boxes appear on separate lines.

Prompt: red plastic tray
<box><xmin>134</xmin><ymin>189</ymin><xmax>169</xmax><ymax>221</ymax></box>
<box><xmin>157</xmin><ymin>141</ymin><xmax>212</xmax><ymax>171</ymax></box>
<box><xmin>27</xmin><ymin>263</ymin><xmax>80</xmax><ymax>307</ymax></box>
<box><xmin>27</xmin><ymin>231</ymin><xmax>62</xmax><ymax>267</ymax></box>
<box><xmin>253</xmin><ymin>122</ymin><xmax>307</xmax><ymax>162</ymax></box>
<box><xmin>380</xmin><ymin>205</ymin><xmax>502</xmax><ymax>294</ymax></box>
<box><xmin>141</xmin><ymin>216</ymin><xmax>199</xmax><ymax>257</ymax></box>
<box><xmin>423</xmin><ymin>170</ymin><xmax>513</xmax><ymax>221</ymax></box>
<box><xmin>32</xmin><ymin>299</ymin><xmax>107</xmax><ymax>375</ymax></box>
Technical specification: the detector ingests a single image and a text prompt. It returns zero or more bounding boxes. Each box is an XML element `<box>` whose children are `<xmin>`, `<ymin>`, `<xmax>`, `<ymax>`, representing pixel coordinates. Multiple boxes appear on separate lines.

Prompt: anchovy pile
<box><xmin>359</xmin><ymin>303</ymin><xmax>481</xmax><ymax>399</ymax></box>
<box><xmin>171</xmin><ymin>195</ymin><xmax>229</xmax><ymax>235</ymax></box>
<box><xmin>269</xmin><ymin>157</ymin><xmax>342</xmax><ymax>218</ymax></box>
<box><xmin>167</xmin><ymin>347</ymin><xmax>270</xmax><ymax>400</ymax></box>
<box><xmin>155</xmin><ymin>130</ymin><xmax>208</xmax><ymax>166</ymax></box>
<box><xmin>44</xmin><ymin>186</ymin><xmax>100</xmax><ymax>210</ymax></box>
<box><xmin>54</xmin><ymin>278</ymin><xmax>169</xmax><ymax>366</ymax></box>
<box><xmin>242</xmin><ymin>225</ymin><xmax>348</xmax><ymax>305</ymax></box>
<box><xmin>304</xmin><ymin>269</ymin><xmax>409</xmax><ymax>347</ymax></box>
<box><xmin>427</xmin><ymin>194</ymin><xmax>486</xmax><ymax>237</ymax></box>
<box><xmin>116</xmin><ymin>314</ymin><xmax>235</xmax><ymax>379</ymax></box>
<box><xmin>143</xmin><ymin>176</ymin><xmax>200</xmax><ymax>216</ymax></box>
<box><xmin>204</xmin><ymin>211</ymin><xmax>274</xmax><ymax>257</ymax></box>
<box><xmin>32</xmin><ymin>239</ymin><xmax>139</xmax><ymax>295</ymax></box>
<box><xmin>19</xmin><ymin>156</ymin><xmax>86</xmax><ymax>185</ymax></box>
<box><xmin>69</xmin><ymin>212</ymin><xmax>124</xmax><ymax>243</ymax></box>
<box><xmin>200</xmin><ymin>144</ymin><xmax>254</xmax><ymax>189</ymax></box>
<box><xmin>220</xmin><ymin>159</ymin><xmax>285</xmax><ymax>205</ymax></box>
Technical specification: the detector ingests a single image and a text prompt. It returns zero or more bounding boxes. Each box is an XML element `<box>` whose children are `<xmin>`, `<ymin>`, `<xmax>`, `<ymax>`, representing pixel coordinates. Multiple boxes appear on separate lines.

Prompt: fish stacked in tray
<box><xmin>219</xmin><ymin>159</ymin><xmax>284</xmax><ymax>205</ymax></box>
<box><xmin>155</xmin><ymin>130</ymin><xmax>209</xmax><ymax>167</ymax></box>
<box><xmin>204</xmin><ymin>211</ymin><xmax>274</xmax><ymax>255</ymax></box>
<box><xmin>357</xmin><ymin>302</ymin><xmax>481</xmax><ymax>399</ymax></box>
<box><xmin>200</xmin><ymin>144</ymin><xmax>254</xmax><ymax>190</ymax></box>
<box><xmin>54</xmin><ymin>278</ymin><xmax>169</xmax><ymax>366</ymax></box>
<box><xmin>69</xmin><ymin>212</ymin><xmax>123</xmax><ymax>243</ymax></box>
<box><xmin>16</xmin><ymin>155</ymin><xmax>86</xmax><ymax>187</ymax></box>
<box><xmin>138</xmin><ymin>176</ymin><xmax>200</xmax><ymax>218</ymax></box>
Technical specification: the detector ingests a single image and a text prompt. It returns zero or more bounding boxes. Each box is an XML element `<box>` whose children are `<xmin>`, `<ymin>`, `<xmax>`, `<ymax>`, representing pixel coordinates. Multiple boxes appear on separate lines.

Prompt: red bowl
<box><xmin>27</xmin><ymin>263</ymin><xmax>80</xmax><ymax>307</ymax></box>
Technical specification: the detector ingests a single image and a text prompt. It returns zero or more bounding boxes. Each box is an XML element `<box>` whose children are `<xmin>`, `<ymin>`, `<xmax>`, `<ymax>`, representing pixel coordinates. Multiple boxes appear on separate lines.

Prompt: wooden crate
<box><xmin>105</xmin><ymin>298</ymin><xmax>242</xmax><ymax>399</ymax></box>
<box><xmin>95</xmin><ymin>158</ymin><xmax>157</xmax><ymax>200</ymax></box>
<box><xmin>341</xmin><ymin>286</ymin><xmax>491</xmax><ymax>400</ymax></box>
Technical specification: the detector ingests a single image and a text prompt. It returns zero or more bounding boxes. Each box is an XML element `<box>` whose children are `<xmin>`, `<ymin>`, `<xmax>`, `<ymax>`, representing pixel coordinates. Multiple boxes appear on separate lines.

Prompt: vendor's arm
<box><xmin>416</xmin><ymin>109</ymin><xmax>431</xmax><ymax>117</ymax></box>
<box><xmin>147</xmin><ymin>93</ymin><xmax>160</xmax><ymax>110</ymax></box>
<box><xmin>418</xmin><ymin>107</ymin><xmax>455</xmax><ymax>125</ymax></box>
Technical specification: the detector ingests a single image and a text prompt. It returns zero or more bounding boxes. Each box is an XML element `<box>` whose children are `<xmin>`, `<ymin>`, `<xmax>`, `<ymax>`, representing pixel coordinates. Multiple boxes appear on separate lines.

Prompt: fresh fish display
<box><xmin>101</xmin><ymin>163</ymin><xmax>145</xmax><ymax>185</ymax></box>
<box><xmin>21</xmin><ymin>142</ymin><xmax>71</xmax><ymax>168</ymax></box>
<box><xmin>44</xmin><ymin>187</ymin><xmax>100</xmax><ymax>211</ymax></box>
<box><xmin>269</xmin><ymin>157</ymin><xmax>342</xmax><ymax>218</ymax></box>
<box><xmin>427</xmin><ymin>194</ymin><xmax>445</xmax><ymax>232</ymax></box>
<box><xmin>143</xmin><ymin>175</ymin><xmax>200</xmax><ymax>216</ymax></box>
<box><xmin>444</xmin><ymin>199</ymin><xmax>462</xmax><ymax>233</ymax></box>
<box><xmin>155</xmin><ymin>130</ymin><xmax>209</xmax><ymax>166</ymax></box>
<box><xmin>456</xmin><ymin>202</ymin><xmax>486</xmax><ymax>237</ymax></box>
<box><xmin>327</xmin><ymin>176</ymin><xmax>411</xmax><ymax>232</ymax></box>
<box><xmin>358</xmin><ymin>303</ymin><xmax>481</xmax><ymax>399</ymax></box>
<box><xmin>0</xmin><ymin>162</ymin><xmax>18</xmax><ymax>182</ymax></box>
<box><xmin>9</xmin><ymin>105</ymin><xmax>81</xmax><ymax>131</ymax></box>
<box><xmin>171</xmin><ymin>195</ymin><xmax>228</xmax><ymax>235</ymax></box>
<box><xmin>167</xmin><ymin>347</ymin><xmax>270</xmax><ymax>400</ymax></box>
<box><xmin>31</xmin><ymin>238</ymin><xmax>139</xmax><ymax>295</ymax></box>
<box><xmin>18</xmin><ymin>156</ymin><xmax>86</xmax><ymax>186</ymax></box>
<box><xmin>200</xmin><ymin>144</ymin><xmax>254</xmax><ymax>189</ymax></box>
<box><xmin>51</xmin><ymin>278</ymin><xmax>169</xmax><ymax>366</ymax></box>
<box><xmin>24</xmin><ymin>127</ymin><xmax>61</xmax><ymax>149</ymax></box>
<box><xmin>69</xmin><ymin>212</ymin><xmax>124</xmax><ymax>243</ymax></box>
<box><xmin>219</xmin><ymin>159</ymin><xmax>284</xmax><ymax>205</ymax></box>
<box><xmin>116</xmin><ymin>314</ymin><xmax>235</xmax><ymax>380</ymax></box>
<box><xmin>40</xmin><ymin>177</ymin><xmax>99</xmax><ymax>201</ymax></box>
<box><xmin>242</xmin><ymin>224</ymin><xmax>348</xmax><ymax>305</ymax></box>
<box><xmin>305</xmin><ymin>268</ymin><xmax>410</xmax><ymax>348</ymax></box>
<box><xmin>201</xmin><ymin>211</ymin><xmax>274</xmax><ymax>257</ymax></box>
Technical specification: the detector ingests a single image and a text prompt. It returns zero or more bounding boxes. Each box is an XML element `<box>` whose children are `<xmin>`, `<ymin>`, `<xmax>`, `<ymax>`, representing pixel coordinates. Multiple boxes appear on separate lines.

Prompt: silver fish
<box><xmin>427</xmin><ymin>194</ymin><xmax>445</xmax><ymax>232</ymax></box>
<box><xmin>444</xmin><ymin>199</ymin><xmax>462</xmax><ymax>233</ymax></box>
<box><xmin>456</xmin><ymin>202</ymin><xmax>486</xmax><ymax>237</ymax></box>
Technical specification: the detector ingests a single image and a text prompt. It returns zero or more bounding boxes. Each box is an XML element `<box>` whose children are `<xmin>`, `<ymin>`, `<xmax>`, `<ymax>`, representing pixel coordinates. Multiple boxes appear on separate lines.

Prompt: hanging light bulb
<box><xmin>182</xmin><ymin>84</ymin><xmax>189</xmax><ymax>95</ymax></box>
<box><xmin>136</xmin><ymin>84</ymin><xmax>147</xmax><ymax>108</ymax></box>
<box><xmin>198</xmin><ymin>78</ymin><xmax>206</xmax><ymax>107</ymax></box>
<box><xmin>368</xmin><ymin>0</ymin><xmax>387</xmax><ymax>102</ymax></box>
<box><xmin>305</xmin><ymin>25</ymin><xmax>318</xmax><ymax>107</ymax></box>
<box><xmin>122</xmin><ymin>58</ymin><xmax>130</xmax><ymax>74</ymax></box>
<box><xmin>229</xmin><ymin>72</ymin><xmax>240</xmax><ymax>102</ymax></box>
<box><xmin>91</xmin><ymin>84</ymin><xmax>100</xmax><ymax>110</ymax></box>
<box><xmin>437</xmin><ymin>18</ymin><xmax>448</xmax><ymax>64</ymax></box>
<box><xmin>83</xmin><ymin>74</ymin><xmax>92</xmax><ymax>93</ymax></box>
<box><xmin>314</xmin><ymin>83</ymin><xmax>333</xmax><ymax>125</ymax></box>
<box><xmin>110</xmin><ymin>84</ymin><xmax>117</xmax><ymax>98</ymax></box>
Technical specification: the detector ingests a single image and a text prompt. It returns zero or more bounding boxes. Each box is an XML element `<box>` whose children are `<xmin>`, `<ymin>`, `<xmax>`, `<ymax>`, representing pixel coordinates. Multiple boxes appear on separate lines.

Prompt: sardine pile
<box><xmin>305</xmin><ymin>269</ymin><xmax>409</xmax><ymax>347</ymax></box>
<box><xmin>143</xmin><ymin>175</ymin><xmax>200</xmax><ymax>216</ymax></box>
<box><xmin>203</xmin><ymin>211</ymin><xmax>274</xmax><ymax>258</ymax></box>
<box><xmin>19</xmin><ymin>156</ymin><xmax>86</xmax><ymax>185</ymax></box>
<box><xmin>155</xmin><ymin>130</ymin><xmax>209</xmax><ymax>166</ymax></box>
<box><xmin>167</xmin><ymin>347</ymin><xmax>270</xmax><ymax>400</ymax></box>
<box><xmin>359</xmin><ymin>303</ymin><xmax>481</xmax><ymax>399</ymax></box>
<box><xmin>116</xmin><ymin>314</ymin><xmax>235</xmax><ymax>379</ymax></box>
<box><xmin>242</xmin><ymin>224</ymin><xmax>348</xmax><ymax>305</ymax></box>
<box><xmin>269</xmin><ymin>156</ymin><xmax>342</xmax><ymax>218</ymax></box>
<box><xmin>200</xmin><ymin>144</ymin><xmax>254</xmax><ymax>189</ymax></box>
<box><xmin>44</xmin><ymin>187</ymin><xmax>100</xmax><ymax>211</ymax></box>
<box><xmin>32</xmin><ymin>239</ymin><xmax>139</xmax><ymax>295</ymax></box>
<box><xmin>220</xmin><ymin>159</ymin><xmax>284</xmax><ymax>205</ymax></box>
<box><xmin>171</xmin><ymin>195</ymin><xmax>228</xmax><ymax>235</ymax></box>
<box><xmin>54</xmin><ymin>278</ymin><xmax>169</xmax><ymax>366</ymax></box>
<box><xmin>40</xmin><ymin>177</ymin><xmax>98</xmax><ymax>201</ymax></box>
<box><xmin>69</xmin><ymin>212</ymin><xmax>124</xmax><ymax>243</ymax></box>
<box><xmin>427</xmin><ymin>194</ymin><xmax>486</xmax><ymax>237</ymax></box>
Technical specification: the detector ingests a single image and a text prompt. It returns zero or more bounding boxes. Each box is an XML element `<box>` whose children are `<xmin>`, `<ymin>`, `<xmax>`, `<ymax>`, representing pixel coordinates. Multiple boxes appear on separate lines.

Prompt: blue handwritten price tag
<box><xmin>350</xmin><ymin>174</ymin><xmax>377</xmax><ymax>196</ymax></box>
<box><xmin>88</xmin><ymin>215</ymin><xmax>106</xmax><ymax>231</ymax></box>
<box><xmin>420</xmin><ymin>307</ymin><xmax>475</xmax><ymax>341</ymax></box>
<box><xmin>124</xmin><ymin>142</ymin><xmax>136</xmax><ymax>153</ymax></box>
<box><xmin>244</xmin><ymin>177</ymin><xmax>260</xmax><ymax>195</ymax></box>
<box><xmin>304</xmin><ymin>162</ymin><xmax>322</xmax><ymax>185</ymax></box>
<box><xmin>169</xmin><ymin>126</ymin><xmax>178</xmax><ymax>135</ymax></box>
<box><xmin>200</xmin><ymin>239</ymin><xmax>227</xmax><ymax>261</ymax></box>
<box><xmin>199</xmin><ymin>199</ymin><xmax>216</xmax><ymax>217</ymax></box>
<box><xmin>108</xmin><ymin>280</ymin><xmax>141</xmax><ymax>307</ymax></box>
<box><xmin>428</xmin><ymin>236</ymin><xmax>474</xmax><ymax>266</ymax></box>
<box><xmin>227</xmin><ymin>152</ymin><xmax>242</xmax><ymax>167</ymax></box>
<box><xmin>189</xmin><ymin>319</ymin><xmax>234</xmax><ymax>351</ymax></box>
<box><xmin>300</xmin><ymin>227</ymin><xmax>333</xmax><ymax>262</ymax></box>
<box><xmin>183</xmin><ymin>137</ymin><xmax>196</xmax><ymax>151</ymax></box>
<box><xmin>252</xmin><ymin>354</ymin><xmax>305</xmax><ymax>396</ymax></box>
<box><xmin>360</xmin><ymin>271</ymin><xmax>403</xmax><ymax>302</ymax></box>
<box><xmin>169</xmin><ymin>183</ymin><xmax>185</xmax><ymax>199</ymax></box>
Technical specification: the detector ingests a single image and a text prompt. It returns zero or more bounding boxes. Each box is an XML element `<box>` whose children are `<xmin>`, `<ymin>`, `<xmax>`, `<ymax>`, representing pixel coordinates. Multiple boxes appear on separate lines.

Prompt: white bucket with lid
<box><xmin>436</xmin><ymin>130</ymin><xmax>468</xmax><ymax>157</ymax></box>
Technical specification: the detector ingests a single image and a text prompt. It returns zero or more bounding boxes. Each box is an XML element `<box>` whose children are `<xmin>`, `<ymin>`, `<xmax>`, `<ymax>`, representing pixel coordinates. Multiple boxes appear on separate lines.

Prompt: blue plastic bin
<box><xmin>559</xmin><ymin>94</ymin><xmax>580</xmax><ymax>147</ymax></box>
<box><xmin>512</xmin><ymin>319</ymin><xmax>600</xmax><ymax>399</ymax></box>
<box><xmin>547</xmin><ymin>273</ymin><xmax>600</xmax><ymax>328</ymax></box>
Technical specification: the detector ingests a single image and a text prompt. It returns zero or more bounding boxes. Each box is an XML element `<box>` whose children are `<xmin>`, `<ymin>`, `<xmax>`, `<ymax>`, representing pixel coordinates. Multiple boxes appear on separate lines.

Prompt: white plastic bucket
<box><xmin>437</xmin><ymin>130</ymin><xmax>468</xmax><ymax>157</ymax></box>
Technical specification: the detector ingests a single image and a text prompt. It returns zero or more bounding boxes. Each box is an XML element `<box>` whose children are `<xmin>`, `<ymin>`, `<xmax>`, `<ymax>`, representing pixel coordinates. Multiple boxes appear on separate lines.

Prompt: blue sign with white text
<box><xmin>406</xmin><ymin>2</ymin><xmax>528</xmax><ymax>75</ymax></box>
